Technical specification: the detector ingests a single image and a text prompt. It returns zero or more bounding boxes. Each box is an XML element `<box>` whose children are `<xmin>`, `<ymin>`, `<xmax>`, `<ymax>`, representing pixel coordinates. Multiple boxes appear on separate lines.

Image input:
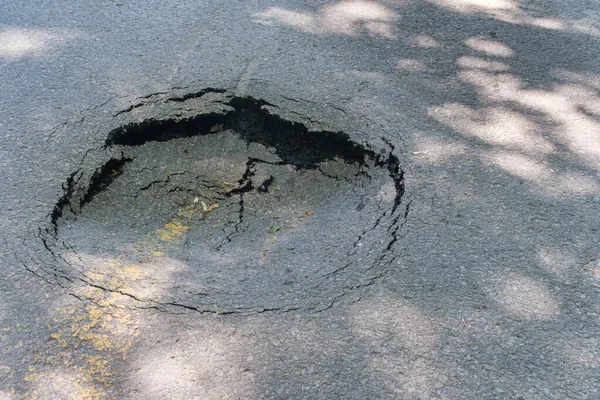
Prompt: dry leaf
<box><xmin>207</xmin><ymin>203</ymin><xmax>219</xmax><ymax>212</ymax></box>
<box><xmin>305</xmin><ymin>210</ymin><xmax>313</xmax><ymax>216</ymax></box>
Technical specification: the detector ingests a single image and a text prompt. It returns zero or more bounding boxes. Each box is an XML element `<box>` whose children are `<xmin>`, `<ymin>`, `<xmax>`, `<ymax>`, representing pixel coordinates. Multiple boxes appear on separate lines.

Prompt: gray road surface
<box><xmin>1</xmin><ymin>0</ymin><xmax>600</xmax><ymax>399</ymax></box>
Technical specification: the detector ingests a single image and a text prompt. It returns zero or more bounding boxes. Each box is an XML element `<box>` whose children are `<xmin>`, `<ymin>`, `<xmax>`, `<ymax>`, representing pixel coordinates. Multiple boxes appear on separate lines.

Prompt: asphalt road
<box><xmin>1</xmin><ymin>1</ymin><xmax>600</xmax><ymax>399</ymax></box>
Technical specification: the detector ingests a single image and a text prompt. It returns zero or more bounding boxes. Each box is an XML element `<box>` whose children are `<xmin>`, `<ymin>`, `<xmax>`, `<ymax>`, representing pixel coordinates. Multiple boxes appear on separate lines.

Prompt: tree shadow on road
<box><xmin>3</xmin><ymin>0</ymin><xmax>600</xmax><ymax>398</ymax></box>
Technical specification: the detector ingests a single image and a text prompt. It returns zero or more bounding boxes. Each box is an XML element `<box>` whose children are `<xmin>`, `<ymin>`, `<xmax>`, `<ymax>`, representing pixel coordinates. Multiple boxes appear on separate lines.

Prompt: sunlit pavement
<box><xmin>1</xmin><ymin>1</ymin><xmax>600</xmax><ymax>398</ymax></box>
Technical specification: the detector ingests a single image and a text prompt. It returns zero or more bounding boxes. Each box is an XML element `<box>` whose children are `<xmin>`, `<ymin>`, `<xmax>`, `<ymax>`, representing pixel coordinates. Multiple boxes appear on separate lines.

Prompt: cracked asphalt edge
<box><xmin>19</xmin><ymin>89</ymin><xmax>411</xmax><ymax>316</ymax></box>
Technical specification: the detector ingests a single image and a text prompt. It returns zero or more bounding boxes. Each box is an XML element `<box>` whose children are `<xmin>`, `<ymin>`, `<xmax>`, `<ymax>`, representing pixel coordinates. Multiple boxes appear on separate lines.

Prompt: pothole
<box><xmin>35</xmin><ymin>91</ymin><xmax>406</xmax><ymax>314</ymax></box>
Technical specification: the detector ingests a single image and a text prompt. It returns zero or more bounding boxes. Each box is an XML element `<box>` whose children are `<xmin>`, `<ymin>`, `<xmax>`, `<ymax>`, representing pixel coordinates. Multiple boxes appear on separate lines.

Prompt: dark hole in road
<box><xmin>41</xmin><ymin>91</ymin><xmax>406</xmax><ymax>314</ymax></box>
<box><xmin>106</xmin><ymin>97</ymin><xmax>371</xmax><ymax>169</ymax></box>
<box><xmin>80</xmin><ymin>157</ymin><xmax>133</xmax><ymax>208</ymax></box>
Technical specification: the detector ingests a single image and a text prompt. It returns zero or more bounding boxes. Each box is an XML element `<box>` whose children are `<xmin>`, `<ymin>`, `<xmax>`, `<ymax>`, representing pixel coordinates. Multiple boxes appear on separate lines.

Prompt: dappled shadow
<box><xmin>242</xmin><ymin>0</ymin><xmax>600</xmax><ymax>398</ymax></box>
<box><xmin>253</xmin><ymin>1</ymin><xmax>400</xmax><ymax>39</ymax></box>
<box><xmin>9</xmin><ymin>91</ymin><xmax>404</xmax><ymax>397</ymax></box>
<box><xmin>428</xmin><ymin>0</ymin><xmax>600</xmax><ymax>35</ymax></box>
<box><xmin>0</xmin><ymin>27</ymin><xmax>84</xmax><ymax>62</ymax></box>
<box><xmin>2</xmin><ymin>0</ymin><xmax>600</xmax><ymax>398</ymax></box>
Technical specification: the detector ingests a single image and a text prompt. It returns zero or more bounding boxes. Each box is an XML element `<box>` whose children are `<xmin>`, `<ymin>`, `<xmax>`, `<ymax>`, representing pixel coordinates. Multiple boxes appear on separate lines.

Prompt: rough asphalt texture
<box><xmin>2</xmin><ymin>0</ymin><xmax>600</xmax><ymax>399</ymax></box>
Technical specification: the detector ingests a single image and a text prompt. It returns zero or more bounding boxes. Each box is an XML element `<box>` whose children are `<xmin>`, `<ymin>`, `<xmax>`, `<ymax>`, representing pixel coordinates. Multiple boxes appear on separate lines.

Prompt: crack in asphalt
<box><xmin>129</xmin><ymin>171</ymin><xmax>189</xmax><ymax>198</ymax></box>
<box><xmin>30</xmin><ymin>89</ymin><xmax>408</xmax><ymax>316</ymax></box>
<box><xmin>218</xmin><ymin>158</ymin><xmax>257</xmax><ymax>249</ymax></box>
<box><xmin>219</xmin><ymin>157</ymin><xmax>287</xmax><ymax>249</ymax></box>
<box><xmin>22</xmin><ymin>238</ymin><xmax>243</xmax><ymax>316</ymax></box>
<box><xmin>80</xmin><ymin>154</ymin><xmax>133</xmax><ymax>207</ymax></box>
<box><xmin>50</xmin><ymin>169</ymin><xmax>83</xmax><ymax>232</ymax></box>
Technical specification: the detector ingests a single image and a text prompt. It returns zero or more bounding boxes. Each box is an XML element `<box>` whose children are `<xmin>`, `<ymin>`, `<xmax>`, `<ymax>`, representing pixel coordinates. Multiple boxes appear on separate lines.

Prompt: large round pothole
<box><xmin>39</xmin><ymin>92</ymin><xmax>405</xmax><ymax>314</ymax></box>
